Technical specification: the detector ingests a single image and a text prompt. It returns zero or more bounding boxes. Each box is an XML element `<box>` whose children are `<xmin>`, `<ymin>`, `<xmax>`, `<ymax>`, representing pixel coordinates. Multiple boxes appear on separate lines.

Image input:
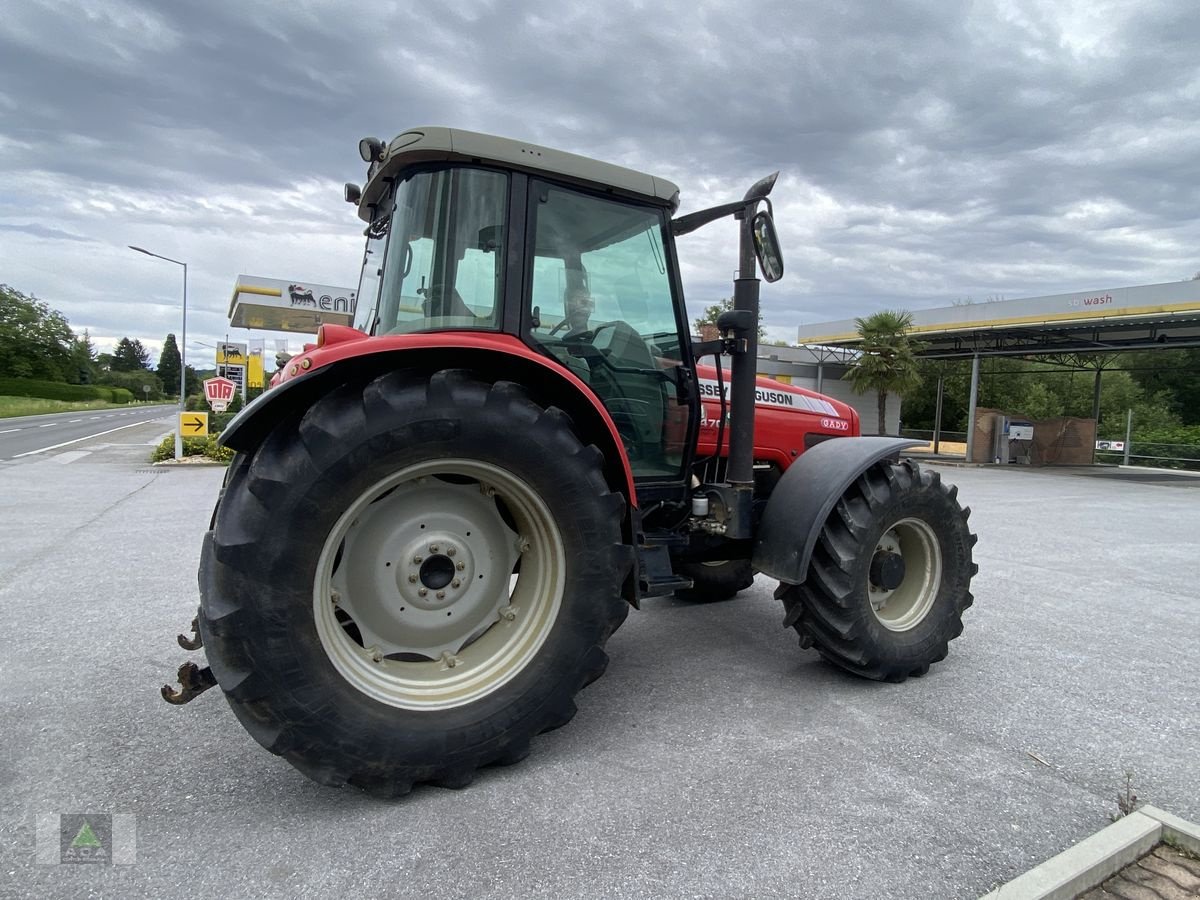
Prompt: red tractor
<box><xmin>167</xmin><ymin>127</ymin><xmax>976</xmax><ymax>796</ymax></box>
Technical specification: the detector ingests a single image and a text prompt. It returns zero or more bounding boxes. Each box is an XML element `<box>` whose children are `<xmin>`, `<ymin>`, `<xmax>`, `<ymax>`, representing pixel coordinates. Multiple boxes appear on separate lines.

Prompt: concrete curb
<box><xmin>980</xmin><ymin>805</ymin><xmax>1200</xmax><ymax>899</ymax></box>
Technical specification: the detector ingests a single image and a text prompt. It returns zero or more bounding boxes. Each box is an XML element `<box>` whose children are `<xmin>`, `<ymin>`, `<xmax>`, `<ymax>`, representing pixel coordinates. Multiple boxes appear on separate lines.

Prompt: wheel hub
<box><xmin>330</xmin><ymin>480</ymin><xmax>520</xmax><ymax>658</ymax></box>
<box><xmin>869</xmin><ymin>550</ymin><xmax>906</xmax><ymax>592</ymax></box>
<box><xmin>418</xmin><ymin>554</ymin><xmax>456</xmax><ymax>590</ymax></box>
<box><xmin>867</xmin><ymin>520</ymin><xmax>943</xmax><ymax>632</ymax></box>
<box><xmin>394</xmin><ymin>530</ymin><xmax>477</xmax><ymax>612</ymax></box>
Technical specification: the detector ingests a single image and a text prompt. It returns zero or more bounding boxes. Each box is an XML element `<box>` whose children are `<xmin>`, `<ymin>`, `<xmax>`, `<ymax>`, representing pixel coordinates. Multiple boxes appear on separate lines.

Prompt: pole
<box><xmin>932</xmin><ymin>374</ymin><xmax>944</xmax><ymax>455</ymax></box>
<box><xmin>815</xmin><ymin>360</ymin><xmax>823</xmax><ymax>393</ymax></box>
<box><xmin>129</xmin><ymin>246</ymin><xmax>187</xmax><ymax>461</ymax></box>
<box><xmin>178</xmin><ymin>262</ymin><xmax>187</xmax><ymax>461</ymax></box>
<box><xmin>1123</xmin><ymin>409</ymin><xmax>1132</xmax><ymax>466</ymax></box>
<box><xmin>965</xmin><ymin>354</ymin><xmax>981</xmax><ymax>463</ymax></box>
<box><xmin>1091</xmin><ymin>368</ymin><xmax>1103</xmax><ymax>423</ymax></box>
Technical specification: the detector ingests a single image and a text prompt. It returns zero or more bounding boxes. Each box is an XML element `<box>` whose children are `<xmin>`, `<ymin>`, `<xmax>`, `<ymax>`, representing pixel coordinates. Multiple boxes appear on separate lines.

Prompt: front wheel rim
<box><xmin>867</xmin><ymin>517</ymin><xmax>942</xmax><ymax>632</ymax></box>
<box><xmin>313</xmin><ymin>459</ymin><xmax>566</xmax><ymax>711</ymax></box>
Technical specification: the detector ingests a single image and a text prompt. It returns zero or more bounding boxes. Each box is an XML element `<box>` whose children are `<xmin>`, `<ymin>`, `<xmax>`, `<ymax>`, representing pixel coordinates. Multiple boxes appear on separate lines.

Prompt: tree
<box><xmin>692</xmin><ymin>297</ymin><xmax>766</xmax><ymax>339</ymax></box>
<box><xmin>111</xmin><ymin>337</ymin><xmax>151</xmax><ymax>371</ymax></box>
<box><xmin>184</xmin><ymin>364</ymin><xmax>203</xmax><ymax>397</ymax></box>
<box><xmin>70</xmin><ymin>330</ymin><xmax>98</xmax><ymax>384</ymax></box>
<box><xmin>157</xmin><ymin>333</ymin><xmax>182</xmax><ymax>397</ymax></box>
<box><xmin>0</xmin><ymin>283</ymin><xmax>75</xmax><ymax>380</ymax></box>
<box><xmin>846</xmin><ymin>310</ymin><xmax>924</xmax><ymax>435</ymax></box>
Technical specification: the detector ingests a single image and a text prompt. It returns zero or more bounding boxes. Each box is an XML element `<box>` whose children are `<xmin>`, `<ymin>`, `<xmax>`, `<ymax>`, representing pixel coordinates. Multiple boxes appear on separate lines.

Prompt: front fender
<box><xmin>751</xmin><ymin>437</ymin><xmax>922</xmax><ymax>584</ymax></box>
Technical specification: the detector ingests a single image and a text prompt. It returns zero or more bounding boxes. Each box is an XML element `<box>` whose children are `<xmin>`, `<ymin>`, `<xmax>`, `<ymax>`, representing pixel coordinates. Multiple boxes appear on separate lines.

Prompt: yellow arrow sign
<box><xmin>180</xmin><ymin>412</ymin><xmax>208</xmax><ymax>436</ymax></box>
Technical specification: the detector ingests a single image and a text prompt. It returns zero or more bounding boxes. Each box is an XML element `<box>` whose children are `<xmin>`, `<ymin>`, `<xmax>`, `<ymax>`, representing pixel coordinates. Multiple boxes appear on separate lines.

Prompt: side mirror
<box><xmin>751</xmin><ymin>211</ymin><xmax>784</xmax><ymax>283</ymax></box>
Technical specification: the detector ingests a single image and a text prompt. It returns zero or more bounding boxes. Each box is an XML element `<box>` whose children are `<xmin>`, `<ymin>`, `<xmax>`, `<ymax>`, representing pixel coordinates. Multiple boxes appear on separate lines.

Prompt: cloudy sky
<box><xmin>2</xmin><ymin>0</ymin><xmax>1198</xmax><ymax>361</ymax></box>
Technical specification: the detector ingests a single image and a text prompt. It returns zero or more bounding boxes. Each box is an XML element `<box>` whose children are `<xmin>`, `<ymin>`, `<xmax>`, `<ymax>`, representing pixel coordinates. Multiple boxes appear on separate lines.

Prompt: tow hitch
<box><xmin>161</xmin><ymin>661</ymin><xmax>217</xmax><ymax>705</ymax></box>
<box><xmin>161</xmin><ymin>616</ymin><xmax>216</xmax><ymax>705</ymax></box>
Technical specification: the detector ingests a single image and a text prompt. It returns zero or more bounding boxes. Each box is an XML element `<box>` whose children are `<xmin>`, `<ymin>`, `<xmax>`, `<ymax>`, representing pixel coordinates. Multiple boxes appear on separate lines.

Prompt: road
<box><xmin>0</xmin><ymin>439</ymin><xmax>1197</xmax><ymax>899</ymax></box>
<box><xmin>0</xmin><ymin>405</ymin><xmax>178</xmax><ymax>460</ymax></box>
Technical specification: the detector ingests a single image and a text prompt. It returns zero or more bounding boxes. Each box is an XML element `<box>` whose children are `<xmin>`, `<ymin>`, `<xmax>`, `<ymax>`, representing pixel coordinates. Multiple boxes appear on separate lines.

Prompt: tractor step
<box><xmin>636</xmin><ymin>543</ymin><xmax>693</xmax><ymax>598</ymax></box>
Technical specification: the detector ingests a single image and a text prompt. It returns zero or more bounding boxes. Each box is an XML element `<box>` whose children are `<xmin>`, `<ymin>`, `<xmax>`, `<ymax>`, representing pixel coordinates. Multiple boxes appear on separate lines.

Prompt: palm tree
<box><xmin>846</xmin><ymin>310</ymin><xmax>924</xmax><ymax>435</ymax></box>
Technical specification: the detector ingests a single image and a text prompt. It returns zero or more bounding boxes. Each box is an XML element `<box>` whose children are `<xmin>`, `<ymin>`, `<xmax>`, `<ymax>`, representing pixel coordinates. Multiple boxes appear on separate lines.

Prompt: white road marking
<box><xmin>13</xmin><ymin>420</ymin><xmax>159</xmax><ymax>458</ymax></box>
<box><xmin>0</xmin><ymin>428</ymin><xmax>21</xmax><ymax>434</ymax></box>
<box><xmin>39</xmin><ymin>423</ymin><xmax>56</xmax><ymax>428</ymax></box>
<box><xmin>69</xmin><ymin>419</ymin><xmax>82</xmax><ymax>423</ymax></box>
<box><xmin>51</xmin><ymin>450</ymin><xmax>92</xmax><ymax>464</ymax></box>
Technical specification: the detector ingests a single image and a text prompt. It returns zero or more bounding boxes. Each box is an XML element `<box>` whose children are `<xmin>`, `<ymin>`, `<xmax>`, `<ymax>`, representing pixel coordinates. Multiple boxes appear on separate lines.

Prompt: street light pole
<box><xmin>129</xmin><ymin>245</ymin><xmax>188</xmax><ymax>461</ymax></box>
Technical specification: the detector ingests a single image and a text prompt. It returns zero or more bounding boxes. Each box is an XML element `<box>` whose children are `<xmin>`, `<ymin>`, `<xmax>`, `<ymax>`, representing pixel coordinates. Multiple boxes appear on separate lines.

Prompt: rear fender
<box><xmin>220</xmin><ymin>341</ymin><xmax>638</xmax><ymax>508</ymax></box>
<box><xmin>751</xmin><ymin>437</ymin><xmax>922</xmax><ymax>584</ymax></box>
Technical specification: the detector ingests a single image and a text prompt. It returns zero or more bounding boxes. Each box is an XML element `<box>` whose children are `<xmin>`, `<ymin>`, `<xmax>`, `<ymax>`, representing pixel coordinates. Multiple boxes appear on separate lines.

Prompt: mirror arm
<box><xmin>671</xmin><ymin>200</ymin><xmax>749</xmax><ymax>236</ymax></box>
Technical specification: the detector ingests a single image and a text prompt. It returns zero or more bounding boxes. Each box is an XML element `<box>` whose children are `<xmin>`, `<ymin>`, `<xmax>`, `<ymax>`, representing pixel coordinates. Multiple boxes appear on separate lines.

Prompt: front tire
<box><xmin>776</xmin><ymin>459</ymin><xmax>976</xmax><ymax>682</ymax></box>
<box><xmin>198</xmin><ymin>369</ymin><xmax>631</xmax><ymax>794</ymax></box>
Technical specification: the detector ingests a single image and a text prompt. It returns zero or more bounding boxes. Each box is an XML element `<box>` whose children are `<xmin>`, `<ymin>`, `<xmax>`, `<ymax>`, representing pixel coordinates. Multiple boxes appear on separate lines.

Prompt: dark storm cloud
<box><xmin>1</xmin><ymin>0</ymin><xmax>1198</xmax><ymax>347</ymax></box>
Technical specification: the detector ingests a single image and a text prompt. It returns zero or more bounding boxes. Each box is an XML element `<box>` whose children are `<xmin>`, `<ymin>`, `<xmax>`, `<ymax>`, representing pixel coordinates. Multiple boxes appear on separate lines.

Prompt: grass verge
<box><xmin>0</xmin><ymin>396</ymin><xmax>159</xmax><ymax>418</ymax></box>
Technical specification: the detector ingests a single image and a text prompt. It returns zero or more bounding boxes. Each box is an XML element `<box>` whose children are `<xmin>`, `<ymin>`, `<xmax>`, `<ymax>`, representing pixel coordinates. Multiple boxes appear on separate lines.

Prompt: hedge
<box><xmin>0</xmin><ymin>377</ymin><xmax>113</xmax><ymax>402</ymax></box>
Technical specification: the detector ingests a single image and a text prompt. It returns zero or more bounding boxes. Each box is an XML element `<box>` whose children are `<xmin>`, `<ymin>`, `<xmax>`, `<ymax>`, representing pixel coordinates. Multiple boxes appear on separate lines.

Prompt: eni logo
<box><xmin>1069</xmin><ymin>293</ymin><xmax>1113</xmax><ymax>308</ymax></box>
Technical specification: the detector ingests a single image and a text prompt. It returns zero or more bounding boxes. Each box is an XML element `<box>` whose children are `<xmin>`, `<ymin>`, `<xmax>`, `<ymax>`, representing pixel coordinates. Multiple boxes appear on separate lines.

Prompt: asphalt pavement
<box><xmin>0</xmin><ymin>405</ymin><xmax>178</xmax><ymax>460</ymax></box>
<box><xmin>0</xmin><ymin>434</ymin><xmax>1196</xmax><ymax>900</ymax></box>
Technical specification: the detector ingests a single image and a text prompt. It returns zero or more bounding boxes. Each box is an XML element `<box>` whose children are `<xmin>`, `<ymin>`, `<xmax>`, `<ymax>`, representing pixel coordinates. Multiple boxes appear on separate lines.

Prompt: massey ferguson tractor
<box><xmin>165</xmin><ymin>126</ymin><xmax>977</xmax><ymax>796</ymax></box>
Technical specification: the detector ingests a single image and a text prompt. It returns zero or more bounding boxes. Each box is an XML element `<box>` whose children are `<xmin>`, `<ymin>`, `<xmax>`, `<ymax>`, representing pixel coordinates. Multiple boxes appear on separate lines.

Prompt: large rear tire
<box><xmin>198</xmin><ymin>369</ymin><xmax>631</xmax><ymax>795</ymax></box>
<box><xmin>775</xmin><ymin>459</ymin><xmax>976</xmax><ymax>682</ymax></box>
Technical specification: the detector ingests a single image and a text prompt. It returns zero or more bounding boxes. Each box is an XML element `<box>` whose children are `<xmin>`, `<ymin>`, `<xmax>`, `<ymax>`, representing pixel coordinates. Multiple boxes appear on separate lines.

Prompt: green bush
<box><xmin>0</xmin><ymin>377</ymin><xmax>113</xmax><ymax>402</ymax></box>
<box><xmin>109</xmin><ymin>387</ymin><xmax>135</xmax><ymax>404</ymax></box>
<box><xmin>204</xmin><ymin>435</ymin><xmax>235</xmax><ymax>462</ymax></box>
<box><xmin>149</xmin><ymin>434</ymin><xmax>233</xmax><ymax>463</ymax></box>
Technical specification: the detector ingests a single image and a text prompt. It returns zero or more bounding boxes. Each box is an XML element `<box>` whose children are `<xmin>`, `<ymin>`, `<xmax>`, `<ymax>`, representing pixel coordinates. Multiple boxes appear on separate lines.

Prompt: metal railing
<box><xmin>1095</xmin><ymin>441</ymin><xmax>1200</xmax><ymax>471</ymax></box>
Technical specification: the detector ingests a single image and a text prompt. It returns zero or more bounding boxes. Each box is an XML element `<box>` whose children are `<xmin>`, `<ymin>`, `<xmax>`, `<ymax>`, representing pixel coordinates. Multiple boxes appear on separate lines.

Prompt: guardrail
<box><xmin>1095</xmin><ymin>441</ymin><xmax>1200</xmax><ymax>471</ymax></box>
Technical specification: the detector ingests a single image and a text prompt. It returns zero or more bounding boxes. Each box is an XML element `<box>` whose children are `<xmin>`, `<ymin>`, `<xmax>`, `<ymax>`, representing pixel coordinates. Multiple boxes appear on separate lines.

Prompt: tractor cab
<box><xmin>348</xmin><ymin>128</ymin><xmax>704</xmax><ymax>483</ymax></box>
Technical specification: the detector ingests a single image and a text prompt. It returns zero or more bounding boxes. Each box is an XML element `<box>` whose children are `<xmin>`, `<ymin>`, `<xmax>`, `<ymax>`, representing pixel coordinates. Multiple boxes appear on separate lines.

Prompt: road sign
<box><xmin>211</xmin><ymin>400</ymin><xmax>228</xmax><ymax>413</ymax></box>
<box><xmin>204</xmin><ymin>377</ymin><xmax>236</xmax><ymax>410</ymax></box>
<box><xmin>180</xmin><ymin>412</ymin><xmax>208</xmax><ymax>437</ymax></box>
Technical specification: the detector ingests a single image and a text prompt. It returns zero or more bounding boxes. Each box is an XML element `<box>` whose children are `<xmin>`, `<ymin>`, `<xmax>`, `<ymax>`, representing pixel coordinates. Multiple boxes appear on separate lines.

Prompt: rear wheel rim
<box><xmin>867</xmin><ymin>517</ymin><xmax>942</xmax><ymax>632</ymax></box>
<box><xmin>313</xmin><ymin>458</ymin><xmax>565</xmax><ymax>711</ymax></box>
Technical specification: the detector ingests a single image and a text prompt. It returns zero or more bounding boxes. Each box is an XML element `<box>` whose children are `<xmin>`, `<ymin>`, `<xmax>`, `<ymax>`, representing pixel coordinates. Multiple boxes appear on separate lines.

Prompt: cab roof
<box><xmin>357</xmin><ymin>126</ymin><xmax>681</xmax><ymax>222</ymax></box>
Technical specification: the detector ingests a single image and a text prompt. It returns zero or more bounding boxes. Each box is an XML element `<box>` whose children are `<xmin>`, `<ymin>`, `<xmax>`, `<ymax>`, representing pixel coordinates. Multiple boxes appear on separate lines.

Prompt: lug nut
<box><xmin>436</xmin><ymin>590</ymin><xmax>446</xmax><ymax>600</ymax></box>
<box><xmin>500</xmin><ymin>606</ymin><xmax>516</xmax><ymax>621</ymax></box>
<box><xmin>446</xmin><ymin>546</ymin><xmax>456</xmax><ymax>557</ymax></box>
<box><xmin>451</xmin><ymin>579</ymin><xmax>461</xmax><ymax>589</ymax></box>
<box><xmin>456</xmin><ymin>561</ymin><xmax>465</xmax><ymax>571</ymax></box>
<box><xmin>408</xmin><ymin>574</ymin><xmax>418</xmax><ymax>583</ymax></box>
<box><xmin>418</xmin><ymin>588</ymin><xmax>428</xmax><ymax>597</ymax></box>
<box><xmin>429</xmin><ymin>544</ymin><xmax>440</xmax><ymax>553</ymax></box>
<box><xmin>413</xmin><ymin>555</ymin><xmax>423</xmax><ymax>564</ymax></box>
<box><xmin>330</xmin><ymin>590</ymin><xmax>341</xmax><ymax>605</ymax></box>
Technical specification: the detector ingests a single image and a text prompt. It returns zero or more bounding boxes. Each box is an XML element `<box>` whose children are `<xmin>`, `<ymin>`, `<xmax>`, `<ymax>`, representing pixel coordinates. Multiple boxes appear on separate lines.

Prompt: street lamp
<box><xmin>129</xmin><ymin>245</ymin><xmax>187</xmax><ymax>461</ymax></box>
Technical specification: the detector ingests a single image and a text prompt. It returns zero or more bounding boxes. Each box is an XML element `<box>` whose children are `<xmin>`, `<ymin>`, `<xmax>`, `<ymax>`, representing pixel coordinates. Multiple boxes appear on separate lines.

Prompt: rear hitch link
<box><xmin>177</xmin><ymin>616</ymin><xmax>203</xmax><ymax>650</ymax></box>
<box><xmin>161</xmin><ymin>661</ymin><xmax>217</xmax><ymax>705</ymax></box>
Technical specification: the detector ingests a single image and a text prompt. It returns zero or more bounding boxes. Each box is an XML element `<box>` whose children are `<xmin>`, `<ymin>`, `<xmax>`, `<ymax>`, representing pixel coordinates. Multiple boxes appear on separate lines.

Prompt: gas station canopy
<box><xmin>229</xmin><ymin>275</ymin><xmax>358</xmax><ymax>334</ymax></box>
<box><xmin>795</xmin><ymin>280</ymin><xmax>1200</xmax><ymax>359</ymax></box>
